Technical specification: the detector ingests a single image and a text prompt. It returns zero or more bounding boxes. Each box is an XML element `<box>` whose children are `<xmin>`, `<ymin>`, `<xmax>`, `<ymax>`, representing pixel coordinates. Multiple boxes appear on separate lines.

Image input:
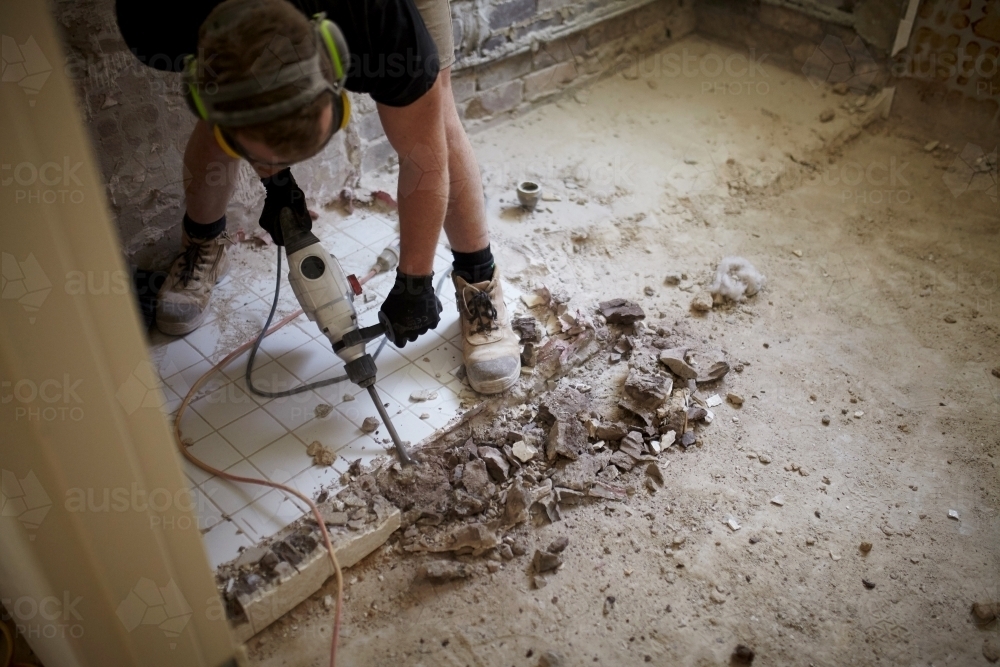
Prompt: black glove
<box><xmin>379</xmin><ymin>272</ymin><xmax>442</xmax><ymax>347</ymax></box>
<box><xmin>259</xmin><ymin>168</ymin><xmax>310</xmax><ymax>246</ymax></box>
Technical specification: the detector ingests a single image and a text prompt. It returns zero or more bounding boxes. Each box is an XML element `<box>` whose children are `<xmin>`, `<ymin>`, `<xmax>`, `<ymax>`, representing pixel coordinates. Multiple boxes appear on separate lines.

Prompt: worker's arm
<box><xmin>374</xmin><ymin>73</ymin><xmax>451</xmax><ymax>347</ymax></box>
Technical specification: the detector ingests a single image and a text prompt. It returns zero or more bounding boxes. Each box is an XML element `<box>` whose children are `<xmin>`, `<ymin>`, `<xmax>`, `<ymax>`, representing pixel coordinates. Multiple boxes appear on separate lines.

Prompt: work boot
<box><xmin>453</xmin><ymin>268</ymin><xmax>521</xmax><ymax>394</ymax></box>
<box><xmin>155</xmin><ymin>231</ymin><xmax>231</xmax><ymax>335</ymax></box>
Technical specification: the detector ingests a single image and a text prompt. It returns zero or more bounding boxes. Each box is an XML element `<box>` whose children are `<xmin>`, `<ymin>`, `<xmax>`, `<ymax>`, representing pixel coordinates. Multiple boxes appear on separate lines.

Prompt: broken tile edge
<box><xmin>231</xmin><ymin>507</ymin><xmax>401</xmax><ymax>644</ymax></box>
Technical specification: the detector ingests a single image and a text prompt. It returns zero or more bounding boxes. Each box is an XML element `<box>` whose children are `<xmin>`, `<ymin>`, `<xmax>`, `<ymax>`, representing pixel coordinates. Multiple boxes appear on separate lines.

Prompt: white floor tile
<box><xmin>378</xmin><ymin>408</ymin><xmax>436</xmax><ymax>448</ymax></box>
<box><xmin>201</xmin><ymin>520</ymin><xmax>253</xmax><ymax>569</ymax></box>
<box><xmin>284</xmin><ymin>466</ymin><xmax>342</xmax><ymax>504</ymax></box>
<box><xmin>369</xmin><ymin>343</ymin><xmax>411</xmax><ymax>380</ymax></box>
<box><xmin>185</xmin><ymin>433</ymin><xmax>243</xmax><ymax>477</ymax></box>
<box><xmin>183</xmin><ymin>457</ymin><xmax>214</xmax><ymax>487</ymax></box>
<box><xmin>256</xmin><ymin>321</ymin><xmax>314</xmax><ymax>358</ymax></box>
<box><xmin>293</xmin><ymin>412</ymin><xmax>359</xmax><ymax>455</ymax></box>
<box><xmin>248</xmin><ymin>433</ymin><xmax>313</xmax><ymax>485</ymax></box>
<box><xmin>187</xmin><ymin>484</ymin><xmax>225</xmax><ymax>532</ymax></box>
<box><xmin>318</xmin><ymin>229</ymin><xmax>365</xmax><ymax>258</ymax></box>
<box><xmin>393</xmin><ymin>329</ymin><xmax>447</xmax><ymax>363</ymax></box>
<box><xmin>330</xmin><ymin>435</ymin><xmax>395</xmax><ymax>474</ymax></box>
<box><xmin>338</xmin><ymin>247</ymin><xmax>378</xmax><ymax>277</ymax></box>
<box><xmin>156</xmin><ymin>339</ymin><xmax>205</xmax><ymax>378</ymax></box>
<box><xmin>377</xmin><ymin>364</ymin><xmax>442</xmax><ymax>406</ymax></box>
<box><xmin>163</xmin><ymin>358</ymin><xmax>220</xmax><ymax>400</ymax></box>
<box><xmin>412</xmin><ymin>339</ymin><xmax>464</xmax><ymax>380</ymax></box>
<box><xmin>246</xmin><ymin>274</ymin><xmax>278</xmax><ymax>300</ymax></box>
<box><xmin>220</xmin><ymin>347</ymin><xmax>272</xmax><ymax>381</ymax></box>
<box><xmin>198</xmin><ymin>460</ymin><xmax>272</xmax><ymax>515</ymax></box>
<box><xmin>190</xmin><ymin>381</ymin><xmax>257</xmax><ymax>430</ymax></box>
<box><xmin>405</xmin><ymin>384</ymin><xmax>463</xmax><ymax>428</ymax></box>
<box><xmin>241</xmin><ymin>359</ymin><xmax>302</xmax><ymax>398</ymax></box>
<box><xmin>341</xmin><ymin>216</ymin><xmax>396</xmax><ymax>248</ymax></box>
<box><xmin>275</xmin><ymin>337</ymin><xmax>342</xmax><ymax>383</ymax></box>
<box><xmin>182</xmin><ymin>318</ymin><xmax>226</xmax><ymax>359</ymax></box>
<box><xmin>436</xmin><ymin>309</ymin><xmax>463</xmax><ymax>342</ymax></box>
<box><xmin>176</xmin><ymin>409</ymin><xmax>213</xmax><ymax>444</ymax></box>
<box><xmin>230</xmin><ymin>489</ymin><xmax>305</xmax><ymax>543</ymax></box>
<box><xmin>334</xmin><ymin>389</ymin><xmax>405</xmax><ymax>432</ymax></box>
<box><xmin>262</xmin><ymin>389</ymin><xmax>326</xmax><ymax>431</ymax></box>
<box><xmin>217</xmin><ymin>408</ymin><xmax>289</xmax><ymax>457</ymax></box>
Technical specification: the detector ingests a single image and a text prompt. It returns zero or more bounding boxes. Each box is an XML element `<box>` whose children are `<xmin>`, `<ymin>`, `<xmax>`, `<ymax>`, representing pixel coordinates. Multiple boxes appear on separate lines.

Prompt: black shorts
<box><xmin>115</xmin><ymin>0</ymin><xmax>439</xmax><ymax>107</ymax></box>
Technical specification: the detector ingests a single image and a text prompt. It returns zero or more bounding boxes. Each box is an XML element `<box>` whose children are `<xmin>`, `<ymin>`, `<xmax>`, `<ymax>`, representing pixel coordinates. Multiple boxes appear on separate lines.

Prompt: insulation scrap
<box><xmin>709</xmin><ymin>256</ymin><xmax>765</xmax><ymax>303</ymax></box>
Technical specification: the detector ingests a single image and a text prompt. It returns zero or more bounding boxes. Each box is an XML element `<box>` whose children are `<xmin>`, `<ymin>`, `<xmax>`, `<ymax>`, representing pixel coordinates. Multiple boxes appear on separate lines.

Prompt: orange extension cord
<box><xmin>173</xmin><ymin>267</ymin><xmax>378</xmax><ymax>667</ymax></box>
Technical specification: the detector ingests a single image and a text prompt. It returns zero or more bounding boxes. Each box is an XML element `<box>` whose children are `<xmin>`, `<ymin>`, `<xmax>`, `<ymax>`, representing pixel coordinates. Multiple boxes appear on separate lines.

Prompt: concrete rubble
<box><xmin>217</xmin><ymin>289</ymin><xmax>745</xmax><ymax>642</ymax></box>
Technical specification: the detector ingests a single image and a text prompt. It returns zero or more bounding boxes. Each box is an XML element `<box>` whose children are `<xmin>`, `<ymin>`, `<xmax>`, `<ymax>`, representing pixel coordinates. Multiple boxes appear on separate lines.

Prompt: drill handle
<box><xmin>334</xmin><ymin>320</ymin><xmax>389</xmax><ymax>352</ymax></box>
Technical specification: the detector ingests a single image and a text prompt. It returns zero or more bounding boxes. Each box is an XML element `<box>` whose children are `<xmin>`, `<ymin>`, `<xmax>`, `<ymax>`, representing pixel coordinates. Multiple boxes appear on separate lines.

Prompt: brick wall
<box><xmin>696</xmin><ymin>0</ymin><xmax>999</xmax><ymax>146</ymax></box>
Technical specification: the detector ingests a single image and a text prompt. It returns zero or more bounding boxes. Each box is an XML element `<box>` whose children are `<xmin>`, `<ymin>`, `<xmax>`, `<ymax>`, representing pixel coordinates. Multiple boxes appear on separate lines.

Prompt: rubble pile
<box><xmin>216</xmin><ymin>291</ymin><xmax>736</xmax><ymax>608</ymax></box>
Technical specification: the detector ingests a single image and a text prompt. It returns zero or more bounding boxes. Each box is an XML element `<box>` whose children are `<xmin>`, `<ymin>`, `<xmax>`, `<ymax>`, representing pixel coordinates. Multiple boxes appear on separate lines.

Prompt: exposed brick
<box><xmin>464</xmin><ymin>79</ymin><xmax>524</xmax><ymax>119</ymax></box>
<box><xmin>489</xmin><ymin>0</ymin><xmax>537</xmax><ymax>30</ymax></box>
<box><xmin>515</xmin><ymin>14</ymin><xmax>563</xmax><ymax>40</ymax></box>
<box><xmin>523</xmin><ymin>60</ymin><xmax>579</xmax><ymax>100</ymax></box>
<box><xmin>482</xmin><ymin>34</ymin><xmax>507</xmax><ymax>52</ymax></box>
<box><xmin>361</xmin><ymin>138</ymin><xmax>396</xmax><ymax>173</ymax></box>
<box><xmin>585</xmin><ymin>11</ymin><xmax>631</xmax><ymax>50</ymax></box>
<box><xmin>477</xmin><ymin>51</ymin><xmax>533</xmax><ymax>90</ymax></box>
<box><xmin>758</xmin><ymin>5</ymin><xmax>824</xmax><ymax>41</ymax></box>
<box><xmin>538</xmin><ymin>0</ymin><xmax>573</xmax><ymax>13</ymax></box>
<box><xmin>356</xmin><ymin>110</ymin><xmax>384</xmax><ymax>141</ymax></box>
<box><xmin>451</xmin><ymin>75</ymin><xmax>477</xmax><ymax>103</ymax></box>
<box><xmin>532</xmin><ymin>33</ymin><xmax>588</xmax><ymax>68</ymax></box>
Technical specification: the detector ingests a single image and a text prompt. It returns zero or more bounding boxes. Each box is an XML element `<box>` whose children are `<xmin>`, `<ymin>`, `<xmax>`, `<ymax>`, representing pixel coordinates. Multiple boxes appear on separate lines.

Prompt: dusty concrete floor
<box><xmin>246</xmin><ymin>36</ymin><xmax>1000</xmax><ymax>666</ymax></box>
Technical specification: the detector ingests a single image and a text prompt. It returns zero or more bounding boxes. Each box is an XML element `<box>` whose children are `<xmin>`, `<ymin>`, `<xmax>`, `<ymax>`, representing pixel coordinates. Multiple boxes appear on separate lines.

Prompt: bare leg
<box><xmin>436</xmin><ymin>68</ymin><xmax>490</xmax><ymax>253</ymax></box>
<box><xmin>183</xmin><ymin>119</ymin><xmax>239</xmax><ymax>224</ymax></box>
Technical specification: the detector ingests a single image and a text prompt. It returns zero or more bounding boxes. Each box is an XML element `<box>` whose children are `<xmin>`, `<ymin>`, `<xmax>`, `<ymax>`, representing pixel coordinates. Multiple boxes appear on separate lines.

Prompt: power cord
<box><xmin>174</xmin><ymin>239</ymin><xmax>454</xmax><ymax>667</ymax></box>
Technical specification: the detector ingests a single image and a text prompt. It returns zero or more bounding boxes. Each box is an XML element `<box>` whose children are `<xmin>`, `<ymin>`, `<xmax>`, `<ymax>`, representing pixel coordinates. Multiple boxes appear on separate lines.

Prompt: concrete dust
<box><xmin>246</xmin><ymin>36</ymin><xmax>999</xmax><ymax>667</ymax></box>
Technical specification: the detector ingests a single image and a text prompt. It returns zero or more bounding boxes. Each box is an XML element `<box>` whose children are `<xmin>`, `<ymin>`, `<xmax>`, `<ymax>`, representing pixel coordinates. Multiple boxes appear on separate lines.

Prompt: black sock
<box><xmin>183</xmin><ymin>213</ymin><xmax>226</xmax><ymax>240</ymax></box>
<box><xmin>452</xmin><ymin>245</ymin><xmax>494</xmax><ymax>283</ymax></box>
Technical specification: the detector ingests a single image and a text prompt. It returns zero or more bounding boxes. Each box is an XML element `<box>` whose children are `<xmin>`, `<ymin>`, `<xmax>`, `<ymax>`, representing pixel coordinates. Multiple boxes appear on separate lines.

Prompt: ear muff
<box><xmin>182</xmin><ymin>55</ymin><xmax>209</xmax><ymax>120</ymax></box>
<box><xmin>183</xmin><ymin>10</ymin><xmax>352</xmax><ymax>143</ymax></box>
<box><xmin>338</xmin><ymin>90</ymin><xmax>351</xmax><ymax>131</ymax></box>
<box><xmin>314</xmin><ymin>17</ymin><xmax>350</xmax><ymax>89</ymax></box>
<box><xmin>213</xmin><ymin>124</ymin><xmax>243</xmax><ymax>159</ymax></box>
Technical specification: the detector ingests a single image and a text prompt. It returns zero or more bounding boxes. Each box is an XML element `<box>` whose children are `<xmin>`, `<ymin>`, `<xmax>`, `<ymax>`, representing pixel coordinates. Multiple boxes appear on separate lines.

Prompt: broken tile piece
<box><xmin>948</xmin><ymin>509</ymin><xmax>960</xmax><ymax>520</ymax></box>
<box><xmin>770</xmin><ymin>495</ymin><xmax>784</xmax><ymax>506</ymax></box>
<box><xmin>598</xmin><ymin>298</ymin><xmax>645</xmax><ymax>324</ymax></box>
<box><xmin>410</xmin><ymin>389</ymin><xmax>439</xmax><ymax>402</ymax></box>
<box><xmin>511</xmin><ymin>440</ymin><xmax>537</xmax><ymax>462</ymax></box>
<box><xmin>705</xmin><ymin>393</ymin><xmax>722</xmax><ymax>407</ymax></box>
<box><xmin>725</xmin><ymin>515</ymin><xmax>741</xmax><ymax>531</ymax></box>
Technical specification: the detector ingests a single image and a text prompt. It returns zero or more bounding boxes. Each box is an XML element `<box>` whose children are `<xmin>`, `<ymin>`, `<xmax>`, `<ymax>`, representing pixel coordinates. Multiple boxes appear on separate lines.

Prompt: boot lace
<box><xmin>464</xmin><ymin>289</ymin><xmax>498</xmax><ymax>334</ymax></box>
<box><xmin>177</xmin><ymin>241</ymin><xmax>209</xmax><ymax>286</ymax></box>
<box><xmin>176</xmin><ymin>233</ymin><xmax>227</xmax><ymax>286</ymax></box>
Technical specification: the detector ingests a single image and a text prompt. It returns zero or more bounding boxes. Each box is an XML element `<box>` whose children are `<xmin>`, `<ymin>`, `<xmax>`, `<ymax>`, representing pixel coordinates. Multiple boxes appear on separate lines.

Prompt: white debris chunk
<box><xmin>948</xmin><ymin>509</ymin><xmax>960</xmax><ymax>520</ymax></box>
<box><xmin>770</xmin><ymin>495</ymin><xmax>785</xmax><ymax>506</ymax></box>
<box><xmin>725</xmin><ymin>515</ymin><xmax>741</xmax><ymax>531</ymax></box>
<box><xmin>706</xmin><ymin>393</ymin><xmax>722</xmax><ymax>407</ymax></box>
<box><xmin>709</xmin><ymin>256</ymin><xmax>765</xmax><ymax>303</ymax></box>
<box><xmin>512</xmin><ymin>440</ymin><xmax>538</xmax><ymax>462</ymax></box>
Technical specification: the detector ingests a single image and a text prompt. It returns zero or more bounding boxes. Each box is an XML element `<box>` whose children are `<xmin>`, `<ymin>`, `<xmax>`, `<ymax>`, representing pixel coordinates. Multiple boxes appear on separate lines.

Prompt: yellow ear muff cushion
<box><xmin>185</xmin><ymin>57</ymin><xmax>209</xmax><ymax>120</ymax></box>
<box><xmin>213</xmin><ymin>125</ymin><xmax>243</xmax><ymax>160</ymax></box>
<box><xmin>338</xmin><ymin>90</ymin><xmax>351</xmax><ymax>131</ymax></box>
